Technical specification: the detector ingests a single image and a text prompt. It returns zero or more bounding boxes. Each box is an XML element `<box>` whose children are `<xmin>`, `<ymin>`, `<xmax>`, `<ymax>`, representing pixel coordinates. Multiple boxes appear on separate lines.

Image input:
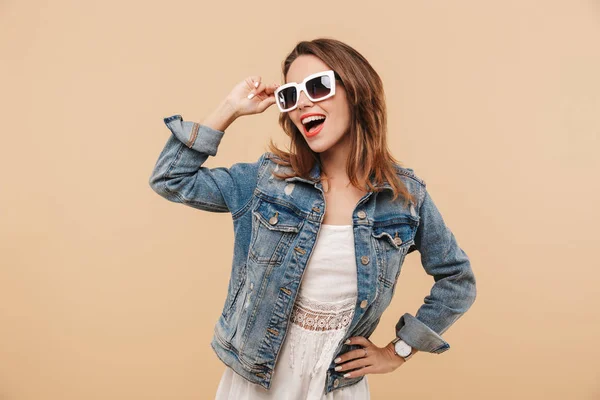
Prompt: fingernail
<box><xmin>345</xmin><ymin>339</ymin><xmax>351</xmax><ymax>344</ymax></box>
<box><xmin>334</xmin><ymin>357</ymin><xmax>341</xmax><ymax>363</ymax></box>
<box><xmin>343</xmin><ymin>373</ymin><xmax>351</xmax><ymax>378</ymax></box>
<box><xmin>335</xmin><ymin>366</ymin><xmax>342</xmax><ymax>371</ymax></box>
<box><xmin>254</xmin><ymin>81</ymin><xmax>259</xmax><ymax>88</ymax></box>
<box><xmin>247</xmin><ymin>93</ymin><xmax>254</xmax><ymax>99</ymax></box>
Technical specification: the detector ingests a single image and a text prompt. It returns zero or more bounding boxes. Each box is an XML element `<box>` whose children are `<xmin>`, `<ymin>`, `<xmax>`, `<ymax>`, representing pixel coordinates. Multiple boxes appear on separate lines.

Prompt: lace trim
<box><xmin>286</xmin><ymin>294</ymin><xmax>356</xmax><ymax>378</ymax></box>
<box><xmin>290</xmin><ymin>294</ymin><xmax>355</xmax><ymax>332</ymax></box>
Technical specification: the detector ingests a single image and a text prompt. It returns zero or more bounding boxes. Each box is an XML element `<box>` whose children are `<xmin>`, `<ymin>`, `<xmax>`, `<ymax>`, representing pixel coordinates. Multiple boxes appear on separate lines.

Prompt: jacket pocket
<box><xmin>222</xmin><ymin>262</ymin><xmax>247</xmax><ymax>321</ymax></box>
<box><xmin>372</xmin><ymin>214</ymin><xmax>419</xmax><ymax>289</ymax></box>
<box><xmin>248</xmin><ymin>199</ymin><xmax>304</xmax><ymax>267</ymax></box>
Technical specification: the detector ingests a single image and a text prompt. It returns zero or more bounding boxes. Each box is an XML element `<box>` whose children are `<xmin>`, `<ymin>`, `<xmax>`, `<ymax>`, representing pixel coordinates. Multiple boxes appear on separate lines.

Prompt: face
<box><xmin>285</xmin><ymin>55</ymin><xmax>351</xmax><ymax>155</ymax></box>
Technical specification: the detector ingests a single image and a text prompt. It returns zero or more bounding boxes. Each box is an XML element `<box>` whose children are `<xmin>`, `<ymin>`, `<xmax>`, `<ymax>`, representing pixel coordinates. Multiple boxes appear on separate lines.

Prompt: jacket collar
<box><xmin>284</xmin><ymin>161</ymin><xmax>394</xmax><ymax>192</ymax></box>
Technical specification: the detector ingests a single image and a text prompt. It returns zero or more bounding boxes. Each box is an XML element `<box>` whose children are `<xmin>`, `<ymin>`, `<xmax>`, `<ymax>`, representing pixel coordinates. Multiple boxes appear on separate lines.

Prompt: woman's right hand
<box><xmin>225</xmin><ymin>76</ymin><xmax>280</xmax><ymax>118</ymax></box>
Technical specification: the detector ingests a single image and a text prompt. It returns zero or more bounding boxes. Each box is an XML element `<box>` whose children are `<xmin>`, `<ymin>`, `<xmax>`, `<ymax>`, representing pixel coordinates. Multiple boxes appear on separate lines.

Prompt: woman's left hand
<box><xmin>333</xmin><ymin>336</ymin><xmax>408</xmax><ymax>378</ymax></box>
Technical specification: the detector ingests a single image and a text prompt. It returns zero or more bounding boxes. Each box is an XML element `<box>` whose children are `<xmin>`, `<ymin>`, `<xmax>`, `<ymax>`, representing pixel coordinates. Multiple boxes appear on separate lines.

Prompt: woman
<box><xmin>149</xmin><ymin>38</ymin><xmax>477</xmax><ymax>399</ymax></box>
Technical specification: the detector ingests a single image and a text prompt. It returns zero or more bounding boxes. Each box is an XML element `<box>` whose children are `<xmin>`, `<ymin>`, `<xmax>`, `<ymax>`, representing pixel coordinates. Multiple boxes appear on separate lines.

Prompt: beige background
<box><xmin>1</xmin><ymin>1</ymin><xmax>599</xmax><ymax>399</ymax></box>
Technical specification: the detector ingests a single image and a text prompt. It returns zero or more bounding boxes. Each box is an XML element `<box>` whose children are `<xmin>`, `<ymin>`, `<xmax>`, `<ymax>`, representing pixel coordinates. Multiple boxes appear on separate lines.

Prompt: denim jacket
<box><xmin>149</xmin><ymin>114</ymin><xmax>477</xmax><ymax>394</ymax></box>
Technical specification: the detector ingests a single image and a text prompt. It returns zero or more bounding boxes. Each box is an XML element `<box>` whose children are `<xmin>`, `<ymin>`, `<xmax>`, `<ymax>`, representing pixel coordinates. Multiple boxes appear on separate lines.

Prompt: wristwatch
<box><xmin>391</xmin><ymin>337</ymin><xmax>414</xmax><ymax>362</ymax></box>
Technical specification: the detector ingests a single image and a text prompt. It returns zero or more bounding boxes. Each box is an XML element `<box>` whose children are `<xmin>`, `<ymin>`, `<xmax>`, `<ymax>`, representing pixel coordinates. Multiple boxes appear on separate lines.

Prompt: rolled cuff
<box><xmin>163</xmin><ymin>114</ymin><xmax>225</xmax><ymax>156</ymax></box>
<box><xmin>395</xmin><ymin>313</ymin><xmax>450</xmax><ymax>354</ymax></box>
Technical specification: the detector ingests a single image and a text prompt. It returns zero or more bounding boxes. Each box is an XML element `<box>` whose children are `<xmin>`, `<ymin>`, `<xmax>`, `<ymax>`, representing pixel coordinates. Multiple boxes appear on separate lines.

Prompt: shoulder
<box><xmin>262</xmin><ymin>151</ymin><xmax>284</xmax><ymax>167</ymax></box>
<box><xmin>262</xmin><ymin>152</ymin><xmax>295</xmax><ymax>173</ymax></box>
<box><xmin>394</xmin><ymin>164</ymin><xmax>427</xmax><ymax>188</ymax></box>
<box><xmin>257</xmin><ymin>152</ymin><xmax>293</xmax><ymax>179</ymax></box>
<box><xmin>264</xmin><ymin>151</ymin><xmax>286</xmax><ymax>163</ymax></box>
<box><xmin>392</xmin><ymin>164</ymin><xmax>428</xmax><ymax>210</ymax></box>
<box><xmin>264</xmin><ymin>151</ymin><xmax>277</xmax><ymax>160</ymax></box>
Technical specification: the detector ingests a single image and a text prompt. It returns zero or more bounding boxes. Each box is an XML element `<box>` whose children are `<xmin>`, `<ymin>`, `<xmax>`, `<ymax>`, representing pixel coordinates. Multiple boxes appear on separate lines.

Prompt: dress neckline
<box><xmin>321</xmin><ymin>224</ymin><xmax>352</xmax><ymax>228</ymax></box>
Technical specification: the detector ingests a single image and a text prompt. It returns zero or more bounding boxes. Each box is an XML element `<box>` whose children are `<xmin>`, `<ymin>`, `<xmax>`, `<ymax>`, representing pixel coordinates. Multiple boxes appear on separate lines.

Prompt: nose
<box><xmin>297</xmin><ymin>90</ymin><xmax>313</xmax><ymax>110</ymax></box>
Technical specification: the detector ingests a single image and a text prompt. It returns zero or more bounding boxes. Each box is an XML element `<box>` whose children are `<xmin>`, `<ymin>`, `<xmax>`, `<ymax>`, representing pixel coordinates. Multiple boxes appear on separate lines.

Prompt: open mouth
<box><xmin>302</xmin><ymin>115</ymin><xmax>326</xmax><ymax>135</ymax></box>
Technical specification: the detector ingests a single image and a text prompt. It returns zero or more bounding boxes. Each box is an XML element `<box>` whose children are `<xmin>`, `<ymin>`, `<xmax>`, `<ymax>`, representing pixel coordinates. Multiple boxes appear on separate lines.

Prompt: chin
<box><xmin>307</xmin><ymin>142</ymin><xmax>333</xmax><ymax>154</ymax></box>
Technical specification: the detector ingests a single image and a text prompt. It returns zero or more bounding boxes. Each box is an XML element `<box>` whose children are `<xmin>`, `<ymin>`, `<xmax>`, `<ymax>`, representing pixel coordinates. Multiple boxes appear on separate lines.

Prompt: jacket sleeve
<box><xmin>148</xmin><ymin>114</ymin><xmax>266</xmax><ymax>216</ymax></box>
<box><xmin>395</xmin><ymin>185</ymin><xmax>477</xmax><ymax>354</ymax></box>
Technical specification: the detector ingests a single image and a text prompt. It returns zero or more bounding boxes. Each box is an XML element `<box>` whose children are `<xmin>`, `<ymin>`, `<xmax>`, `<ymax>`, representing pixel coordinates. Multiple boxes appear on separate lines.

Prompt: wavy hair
<box><xmin>267</xmin><ymin>37</ymin><xmax>416</xmax><ymax>207</ymax></box>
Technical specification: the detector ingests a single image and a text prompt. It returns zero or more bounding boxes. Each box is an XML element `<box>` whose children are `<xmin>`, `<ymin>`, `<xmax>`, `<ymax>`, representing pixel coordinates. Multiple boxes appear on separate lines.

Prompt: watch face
<box><xmin>394</xmin><ymin>340</ymin><xmax>412</xmax><ymax>357</ymax></box>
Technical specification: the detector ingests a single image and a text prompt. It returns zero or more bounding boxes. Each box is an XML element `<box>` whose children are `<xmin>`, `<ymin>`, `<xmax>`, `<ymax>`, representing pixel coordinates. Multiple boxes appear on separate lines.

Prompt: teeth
<box><xmin>301</xmin><ymin>115</ymin><xmax>326</xmax><ymax>125</ymax></box>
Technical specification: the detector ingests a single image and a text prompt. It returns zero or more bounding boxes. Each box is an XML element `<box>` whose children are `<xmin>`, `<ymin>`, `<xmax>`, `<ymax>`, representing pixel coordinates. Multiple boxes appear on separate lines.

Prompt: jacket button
<box><xmin>357</xmin><ymin>210</ymin><xmax>366</xmax><ymax>219</ymax></box>
<box><xmin>361</xmin><ymin>255</ymin><xmax>369</xmax><ymax>265</ymax></box>
<box><xmin>333</xmin><ymin>378</ymin><xmax>340</xmax><ymax>387</ymax></box>
<box><xmin>312</xmin><ymin>206</ymin><xmax>320</xmax><ymax>212</ymax></box>
<box><xmin>269</xmin><ymin>213</ymin><xmax>279</xmax><ymax>225</ymax></box>
<box><xmin>393</xmin><ymin>232</ymin><xmax>403</xmax><ymax>246</ymax></box>
<box><xmin>360</xmin><ymin>300</ymin><xmax>368</xmax><ymax>308</ymax></box>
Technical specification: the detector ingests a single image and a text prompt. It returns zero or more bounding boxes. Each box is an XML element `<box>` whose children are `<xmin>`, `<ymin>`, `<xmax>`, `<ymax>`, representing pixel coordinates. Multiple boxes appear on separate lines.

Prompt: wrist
<box><xmin>386</xmin><ymin>342</ymin><xmax>405</xmax><ymax>368</ymax></box>
<box><xmin>391</xmin><ymin>337</ymin><xmax>417</xmax><ymax>362</ymax></box>
<box><xmin>202</xmin><ymin>99</ymin><xmax>238</xmax><ymax>132</ymax></box>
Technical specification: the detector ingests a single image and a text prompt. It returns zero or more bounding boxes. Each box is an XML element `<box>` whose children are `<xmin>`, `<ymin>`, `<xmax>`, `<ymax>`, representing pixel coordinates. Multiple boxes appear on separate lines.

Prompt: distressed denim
<box><xmin>149</xmin><ymin>114</ymin><xmax>477</xmax><ymax>394</ymax></box>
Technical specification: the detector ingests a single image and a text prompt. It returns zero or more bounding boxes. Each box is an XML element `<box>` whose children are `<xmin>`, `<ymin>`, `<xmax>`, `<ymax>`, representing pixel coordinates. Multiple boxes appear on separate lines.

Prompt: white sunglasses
<box><xmin>274</xmin><ymin>70</ymin><xmax>337</xmax><ymax>112</ymax></box>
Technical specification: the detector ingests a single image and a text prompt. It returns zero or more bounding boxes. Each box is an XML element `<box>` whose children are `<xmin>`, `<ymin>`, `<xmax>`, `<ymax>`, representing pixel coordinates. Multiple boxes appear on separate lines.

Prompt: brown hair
<box><xmin>267</xmin><ymin>37</ymin><xmax>416</xmax><ymax>207</ymax></box>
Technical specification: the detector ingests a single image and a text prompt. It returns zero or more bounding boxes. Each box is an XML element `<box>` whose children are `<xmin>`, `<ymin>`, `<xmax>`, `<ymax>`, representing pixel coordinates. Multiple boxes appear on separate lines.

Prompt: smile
<box><xmin>301</xmin><ymin>114</ymin><xmax>326</xmax><ymax>137</ymax></box>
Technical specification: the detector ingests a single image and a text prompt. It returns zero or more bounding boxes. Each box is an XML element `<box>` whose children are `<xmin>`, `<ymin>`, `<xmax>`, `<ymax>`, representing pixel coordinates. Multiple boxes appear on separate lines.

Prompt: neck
<box><xmin>319</xmin><ymin>134</ymin><xmax>352</xmax><ymax>182</ymax></box>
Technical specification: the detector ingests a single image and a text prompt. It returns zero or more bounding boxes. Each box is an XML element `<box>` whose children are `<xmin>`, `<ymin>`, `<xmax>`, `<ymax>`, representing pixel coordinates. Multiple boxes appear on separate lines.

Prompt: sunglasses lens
<box><xmin>277</xmin><ymin>87</ymin><xmax>297</xmax><ymax>110</ymax></box>
<box><xmin>306</xmin><ymin>75</ymin><xmax>332</xmax><ymax>99</ymax></box>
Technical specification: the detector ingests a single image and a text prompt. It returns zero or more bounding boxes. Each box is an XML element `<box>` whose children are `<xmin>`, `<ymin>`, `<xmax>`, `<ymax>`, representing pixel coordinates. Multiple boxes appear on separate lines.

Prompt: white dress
<box><xmin>215</xmin><ymin>224</ymin><xmax>370</xmax><ymax>400</ymax></box>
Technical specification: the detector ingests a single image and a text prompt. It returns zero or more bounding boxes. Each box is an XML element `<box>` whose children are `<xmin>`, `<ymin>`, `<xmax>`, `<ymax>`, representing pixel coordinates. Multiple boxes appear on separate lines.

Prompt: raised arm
<box><xmin>148</xmin><ymin>76</ymin><xmax>280</xmax><ymax>216</ymax></box>
<box><xmin>395</xmin><ymin>185</ymin><xmax>477</xmax><ymax>354</ymax></box>
<box><xmin>148</xmin><ymin>113</ymin><xmax>265</xmax><ymax>215</ymax></box>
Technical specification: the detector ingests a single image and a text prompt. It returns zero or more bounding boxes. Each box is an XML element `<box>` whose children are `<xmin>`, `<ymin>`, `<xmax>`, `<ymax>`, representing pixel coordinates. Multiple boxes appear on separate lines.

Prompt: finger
<box><xmin>257</xmin><ymin>95</ymin><xmax>276</xmax><ymax>112</ymax></box>
<box><xmin>340</xmin><ymin>348</ymin><xmax>371</xmax><ymax>362</ymax></box>
<box><xmin>334</xmin><ymin>357</ymin><xmax>371</xmax><ymax>373</ymax></box>
<box><xmin>248</xmin><ymin>81</ymin><xmax>268</xmax><ymax>99</ymax></box>
<box><xmin>255</xmin><ymin>81</ymin><xmax>268</xmax><ymax>95</ymax></box>
<box><xmin>264</xmin><ymin>82</ymin><xmax>280</xmax><ymax>95</ymax></box>
<box><xmin>336</xmin><ymin>337</ymin><xmax>372</xmax><ymax>363</ymax></box>
<box><xmin>342</xmin><ymin>365</ymin><xmax>375</xmax><ymax>379</ymax></box>
<box><xmin>346</xmin><ymin>337</ymin><xmax>371</xmax><ymax>347</ymax></box>
<box><xmin>246</xmin><ymin>76</ymin><xmax>262</xmax><ymax>99</ymax></box>
<box><xmin>249</xmin><ymin>76</ymin><xmax>261</xmax><ymax>89</ymax></box>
